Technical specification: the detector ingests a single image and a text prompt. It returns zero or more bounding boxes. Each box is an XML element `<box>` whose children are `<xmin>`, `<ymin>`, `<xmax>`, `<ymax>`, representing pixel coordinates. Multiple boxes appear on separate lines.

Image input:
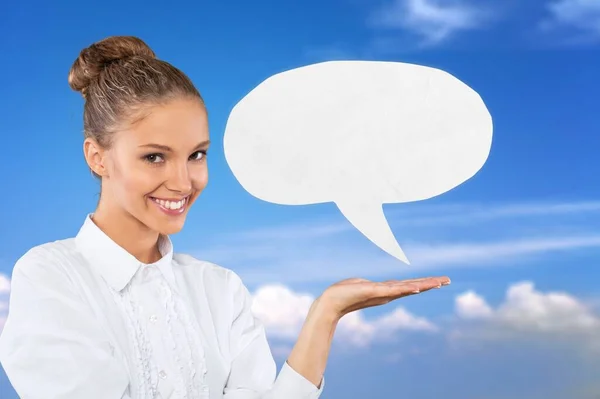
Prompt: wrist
<box><xmin>310</xmin><ymin>296</ymin><xmax>341</xmax><ymax>326</ymax></box>
<box><xmin>286</xmin><ymin>296</ymin><xmax>339</xmax><ymax>387</ymax></box>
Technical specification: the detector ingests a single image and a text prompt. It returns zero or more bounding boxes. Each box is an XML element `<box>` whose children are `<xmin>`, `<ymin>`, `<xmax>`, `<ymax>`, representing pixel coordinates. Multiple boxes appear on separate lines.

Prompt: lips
<box><xmin>149</xmin><ymin>196</ymin><xmax>188</xmax><ymax>210</ymax></box>
<box><xmin>149</xmin><ymin>195</ymin><xmax>191</xmax><ymax>215</ymax></box>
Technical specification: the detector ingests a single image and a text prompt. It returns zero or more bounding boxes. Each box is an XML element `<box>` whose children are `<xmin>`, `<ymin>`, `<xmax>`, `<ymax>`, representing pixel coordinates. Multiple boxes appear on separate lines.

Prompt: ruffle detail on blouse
<box><xmin>158</xmin><ymin>277</ymin><xmax>210</xmax><ymax>399</ymax></box>
<box><xmin>160</xmin><ymin>279</ymin><xmax>189</xmax><ymax>398</ymax></box>
<box><xmin>111</xmin><ymin>285</ymin><xmax>158</xmax><ymax>399</ymax></box>
<box><xmin>161</xmin><ymin>277</ymin><xmax>210</xmax><ymax>399</ymax></box>
<box><xmin>109</xmin><ymin>267</ymin><xmax>210</xmax><ymax>399</ymax></box>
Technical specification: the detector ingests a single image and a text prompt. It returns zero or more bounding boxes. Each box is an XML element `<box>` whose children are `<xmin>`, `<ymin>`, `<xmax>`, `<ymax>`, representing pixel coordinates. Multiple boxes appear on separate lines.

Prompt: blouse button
<box><xmin>149</xmin><ymin>314</ymin><xmax>158</xmax><ymax>323</ymax></box>
<box><xmin>159</xmin><ymin>370</ymin><xmax>167</xmax><ymax>379</ymax></box>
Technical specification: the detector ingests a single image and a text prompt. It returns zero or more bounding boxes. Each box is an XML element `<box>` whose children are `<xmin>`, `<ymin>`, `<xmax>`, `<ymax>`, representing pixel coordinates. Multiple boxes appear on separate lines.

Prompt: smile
<box><xmin>149</xmin><ymin>195</ymin><xmax>190</xmax><ymax>215</ymax></box>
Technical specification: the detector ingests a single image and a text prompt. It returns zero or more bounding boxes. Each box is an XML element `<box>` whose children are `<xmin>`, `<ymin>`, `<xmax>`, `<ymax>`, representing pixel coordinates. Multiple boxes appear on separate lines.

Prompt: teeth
<box><xmin>152</xmin><ymin>197</ymin><xmax>187</xmax><ymax>210</ymax></box>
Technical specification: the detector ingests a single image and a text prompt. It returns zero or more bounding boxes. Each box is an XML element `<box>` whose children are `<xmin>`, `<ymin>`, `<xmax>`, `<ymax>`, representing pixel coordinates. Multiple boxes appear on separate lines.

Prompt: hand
<box><xmin>287</xmin><ymin>276</ymin><xmax>450</xmax><ymax>387</ymax></box>
<box><xmin>318</xmin><ymin>276</ymin><xmax>451</xmax><ymax>320</ymax></box>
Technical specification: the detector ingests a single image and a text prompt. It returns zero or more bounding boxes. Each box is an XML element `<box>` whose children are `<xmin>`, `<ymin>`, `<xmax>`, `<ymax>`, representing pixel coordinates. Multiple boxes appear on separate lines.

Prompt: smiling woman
<box><xmin>0</xmin><ymin>35</ymin><xmax>449</xmax><ymax>399</ymax></box>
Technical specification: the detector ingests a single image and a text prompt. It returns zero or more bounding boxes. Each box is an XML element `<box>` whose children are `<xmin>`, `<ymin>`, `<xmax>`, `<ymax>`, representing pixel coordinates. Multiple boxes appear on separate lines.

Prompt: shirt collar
<box><xmin>75</xmin><ymin>214</ymin><xmax>176</xmax><ymax>292</ymax></box>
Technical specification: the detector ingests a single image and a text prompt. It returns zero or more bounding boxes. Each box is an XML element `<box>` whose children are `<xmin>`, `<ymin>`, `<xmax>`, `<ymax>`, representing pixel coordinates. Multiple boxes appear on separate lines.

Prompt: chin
<box><xmin>134</xmin><ymin>212</ymin><xmax>185</xmax><ymax>235</ymax></box>
<box><xmin>156</xmin><ymin>221</ymin><xmax>186</xmax><ymax>236</ymax></box>
<box><xmin>140</xmin><ymin>202</ymin><xmax>190</xmax><ymax>236</ymax></box>
<box><xmin>149</xmin><ymin>208</ymin><xmax>190</xmax><ymax>236</ymax></box>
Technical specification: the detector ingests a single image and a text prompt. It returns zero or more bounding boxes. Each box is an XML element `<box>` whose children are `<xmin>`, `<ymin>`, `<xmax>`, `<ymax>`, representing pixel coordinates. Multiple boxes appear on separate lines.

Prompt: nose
<box><xmin>165</xmin><ymin>162</ymin><xmax>192</xmax><ymax>194</ymax></box>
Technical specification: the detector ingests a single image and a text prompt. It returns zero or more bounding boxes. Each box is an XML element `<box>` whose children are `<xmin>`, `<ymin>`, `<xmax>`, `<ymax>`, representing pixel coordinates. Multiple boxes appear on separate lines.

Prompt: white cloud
<box><xmin>453</xmin><ymin>281</ymin><xmax>600</xmax><ymax>348</ymax></box>
<box><xmin>251</xmin><ymin>284</ymin><xmax>314</xmax><ymax>339</ymax></box>
<box><xmin>250</xmin><ymin>279</ymin><xmax>600</xmax><ymax>356</ymax></box>
<box><xmin>0</xmin><ymin>273</ymin><xmax>10</xmax><ymax>294</ymax></box>
<box><xmin>544</xmin><ymin>0</ymin><xmax>600</xmax><ymax>42</ymax></box>
<box><xmin>337</xmin><ymin>306</ymin><xmax>437</xmax><ymax>346</ymax></box>
<box><xmin>368</xmin><ymin>0</ymin><xmax>490</xmax><ymax>46</ymax></box>
<box><xmin>455</xmin><ymin>290</ymin><xmax>493</xmax><ymax>319</ymax></box>
<box><xmin>250</xmin><ymin>283</ymin><xmax>436</xmax><ymax>347</ymax></box>
<box><xmin>0</xmin><ymin>273</ymin><xmax>10</xmax><ymax>332</ymax></box>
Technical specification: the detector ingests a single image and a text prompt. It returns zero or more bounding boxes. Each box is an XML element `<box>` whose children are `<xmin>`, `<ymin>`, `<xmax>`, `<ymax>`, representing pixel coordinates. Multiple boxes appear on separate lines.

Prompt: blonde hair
<box><xmin>68</xmin><ymin>36</ymin><xmax>204</xmax><ymax>177</ymax></box>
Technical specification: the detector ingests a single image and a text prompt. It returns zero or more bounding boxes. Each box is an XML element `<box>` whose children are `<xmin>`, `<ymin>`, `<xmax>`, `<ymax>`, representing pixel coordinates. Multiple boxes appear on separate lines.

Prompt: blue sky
<box><xmin>1</xmin><ymin>0</ymin><xmax>599</xmax><ymax>398</ymax></box>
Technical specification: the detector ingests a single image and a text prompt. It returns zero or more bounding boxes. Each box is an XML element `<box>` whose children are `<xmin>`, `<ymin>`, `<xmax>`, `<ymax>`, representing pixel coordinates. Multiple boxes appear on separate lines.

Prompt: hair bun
<box><xmin>68</xmin><ymin>36</ymin><xmax>156</xmax><ymax>97</ymax></box>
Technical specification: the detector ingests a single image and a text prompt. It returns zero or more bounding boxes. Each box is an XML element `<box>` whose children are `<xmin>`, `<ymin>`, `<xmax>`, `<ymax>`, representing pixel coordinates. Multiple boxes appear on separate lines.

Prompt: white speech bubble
<box><xmin>223</xmin><ymin>61</ymin><xmax>493</xmax><ymax>265</ymax></box>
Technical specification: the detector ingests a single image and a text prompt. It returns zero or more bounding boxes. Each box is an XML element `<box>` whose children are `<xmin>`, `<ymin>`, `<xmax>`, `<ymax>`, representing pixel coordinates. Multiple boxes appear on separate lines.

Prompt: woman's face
<box><xmin>91</xmin><ymin>98</ymin><xmax>210</xmax><ymax>235</ymax></box>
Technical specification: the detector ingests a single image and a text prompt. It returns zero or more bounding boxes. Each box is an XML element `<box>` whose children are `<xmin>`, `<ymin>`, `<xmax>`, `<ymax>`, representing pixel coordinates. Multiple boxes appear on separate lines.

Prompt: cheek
<box><xmin>192</xmin><ymin>166</ymin><xmax>208</xmax><ymax>190</ymax></box>
<box><xmin>125</xmin><ymin>174</ymin><xmax>156</xmax><ymax>197</ymax></box>
<box><xmin>112</xmin><ymin>159</ymin><xmax>158</xmax><ymax>199</ymax></box>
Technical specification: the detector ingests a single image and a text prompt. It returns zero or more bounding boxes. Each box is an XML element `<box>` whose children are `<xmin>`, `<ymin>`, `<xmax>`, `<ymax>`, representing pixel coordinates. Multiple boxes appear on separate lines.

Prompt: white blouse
<box><xmin>0</xmin><ymin>215</ymin><xmax>324</xmax><ymax>399</ymax></box>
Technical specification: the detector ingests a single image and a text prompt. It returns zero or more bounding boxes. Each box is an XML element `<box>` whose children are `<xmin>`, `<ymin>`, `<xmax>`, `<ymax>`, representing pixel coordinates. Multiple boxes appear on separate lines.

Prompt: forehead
<box><xmin>118</xmin><ymin>98</ymin><xmax>209</xmax><ymax>146</ymax></box>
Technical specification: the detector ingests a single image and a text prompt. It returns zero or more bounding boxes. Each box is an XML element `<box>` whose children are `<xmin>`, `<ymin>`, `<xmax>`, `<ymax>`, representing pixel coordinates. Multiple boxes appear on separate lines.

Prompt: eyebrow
<box><xmin>139</xmin><ymin>140</ymin><xmax>211</xmax><ymax>152</ymax></box>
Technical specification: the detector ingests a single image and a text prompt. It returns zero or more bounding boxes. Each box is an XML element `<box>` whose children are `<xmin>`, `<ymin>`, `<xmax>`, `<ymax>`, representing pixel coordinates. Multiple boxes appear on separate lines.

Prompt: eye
<box><xmin>144</xmin><ymin>153</ymin><xmax>164</xmax><ymax>163</ymax></box>
<box><xmin>190</xmin><ymin>150</ymin><xmax>207</xmax><ymax>161</ymax></box>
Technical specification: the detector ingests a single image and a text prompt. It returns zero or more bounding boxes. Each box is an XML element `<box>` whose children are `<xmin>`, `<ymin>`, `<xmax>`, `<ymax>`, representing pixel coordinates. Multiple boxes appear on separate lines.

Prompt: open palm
<box><xmin>321</xmin><ymin>276</ymin><xmax>451</xmax><ymax>318</ymax></box>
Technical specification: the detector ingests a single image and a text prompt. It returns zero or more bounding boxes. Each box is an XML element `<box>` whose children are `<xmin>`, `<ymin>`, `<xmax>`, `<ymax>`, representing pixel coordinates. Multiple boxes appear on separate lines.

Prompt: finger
<box><xmin>353</xmin><ymin>278</ymin><xmax>450</xmax><ymax>304</ymax></box>
<box><xmin>344</xmin><ymin>287</ymin><xmax>420</xmax><ymax>312</ymax></box>
<box><xmin>343</xmin><ymin>281</ymin><xmax>448</xmax><ymax>313</ymax></box>
<box><xmin>386</xmin><ymin>276</ymin><xmax>451</xmax><ymax>287</ymax></box>
<box><xmin>408</xmin><ymin>276</ymin><xmax>450</xmax><ymax>285</ymax></box>
<box><xmin>370</xmin><ymin>282</ymin><xmax>424</xmax><ymax>298</ymax></box>
<box><xmin>353</xmin><ymin>284</ymin><xmax>424</xmax><ymax>308</ymax></box>
<box><xmin>376</xmin><ymin>282</ymin><xmax>447</xmax><ymax>305</ymax></box>
<box><xmin>340</xmin><ymin>278</ymin><xmax>371</xmax><ymax>284</ymax></box>
<box><xmin>380</xmin><ymin>279</ymin><xmax>449</xmax><ymax>297</ymax></box>
<box><xmin>409</xmin><ymin>279</ymin><xmax>449</xmax><ymax>293</ymax></box>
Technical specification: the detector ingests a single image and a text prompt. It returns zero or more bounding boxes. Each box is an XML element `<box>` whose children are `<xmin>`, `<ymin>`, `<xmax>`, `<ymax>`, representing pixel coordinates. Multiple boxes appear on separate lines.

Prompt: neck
<box><xmin>93</xmin><ymin>198</ymin><xmax>162</xmax><ymax>264</ymax></box>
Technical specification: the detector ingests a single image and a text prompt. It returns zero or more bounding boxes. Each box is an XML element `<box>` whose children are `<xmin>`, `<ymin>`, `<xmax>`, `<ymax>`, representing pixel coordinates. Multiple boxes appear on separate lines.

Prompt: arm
<box><xmin>223</xmin><ymin>272</ymin><xmax>332</xmax><ymax>399</ymax></box>
<box><xmin>0</xmin><ymin>248</ymin><xmax>130</xmax><ymax>399</ymax></box>
<box><xmin>285</xmin><ymin>298</ymin><xmax>338</xmax><ymax>388</ymax></box>
<box><xmin>222</xmin><ymin>271</ymin><xmax>450</xmax><ymax>399</ymax></box>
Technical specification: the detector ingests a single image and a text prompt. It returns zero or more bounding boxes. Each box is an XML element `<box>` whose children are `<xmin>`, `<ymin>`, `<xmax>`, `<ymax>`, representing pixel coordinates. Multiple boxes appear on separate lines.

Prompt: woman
<box><xmin>0</xmin><ymin>36</ymin><xmax>450</xmax><ymax>399</ymax></box>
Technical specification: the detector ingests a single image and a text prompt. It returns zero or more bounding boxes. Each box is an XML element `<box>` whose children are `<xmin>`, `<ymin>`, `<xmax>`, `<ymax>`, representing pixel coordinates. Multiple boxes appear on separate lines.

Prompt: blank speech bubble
<box><xmin>223</xmin><ymin>61</ymin><xmax>493</xmax><ymax>265</ymax></box>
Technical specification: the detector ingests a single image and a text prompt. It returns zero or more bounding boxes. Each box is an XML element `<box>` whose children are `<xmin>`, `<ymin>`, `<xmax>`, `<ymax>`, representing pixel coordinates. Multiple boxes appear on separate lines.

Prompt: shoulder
<box><xmin>11</xmin><ymin>238</ymin><xmax>79</xmax><ymax>287</ymax></box>
<box><xmin>173</xmin><ymin>252</ymin><xmax>248</xmax><ymax>293</ymax></box>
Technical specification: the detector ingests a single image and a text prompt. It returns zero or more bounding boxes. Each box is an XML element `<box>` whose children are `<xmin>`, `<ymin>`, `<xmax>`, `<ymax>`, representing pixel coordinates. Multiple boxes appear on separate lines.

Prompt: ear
<box><xmin>83</xmin><ymin>138</ymin><xmax>109</xmax><ymax>177</ymax></box>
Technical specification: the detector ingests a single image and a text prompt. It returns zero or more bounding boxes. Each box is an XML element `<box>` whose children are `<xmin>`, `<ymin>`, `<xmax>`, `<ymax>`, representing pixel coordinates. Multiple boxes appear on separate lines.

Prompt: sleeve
<box><xmin>0</xmin><ymin>248</ymin><xmax>131</xmax><ymax>399</ymax></box>
<box><xmin>223</xmin><ymin>271</ymin><xmax>324</xmax><ymax>399</ymax></box>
